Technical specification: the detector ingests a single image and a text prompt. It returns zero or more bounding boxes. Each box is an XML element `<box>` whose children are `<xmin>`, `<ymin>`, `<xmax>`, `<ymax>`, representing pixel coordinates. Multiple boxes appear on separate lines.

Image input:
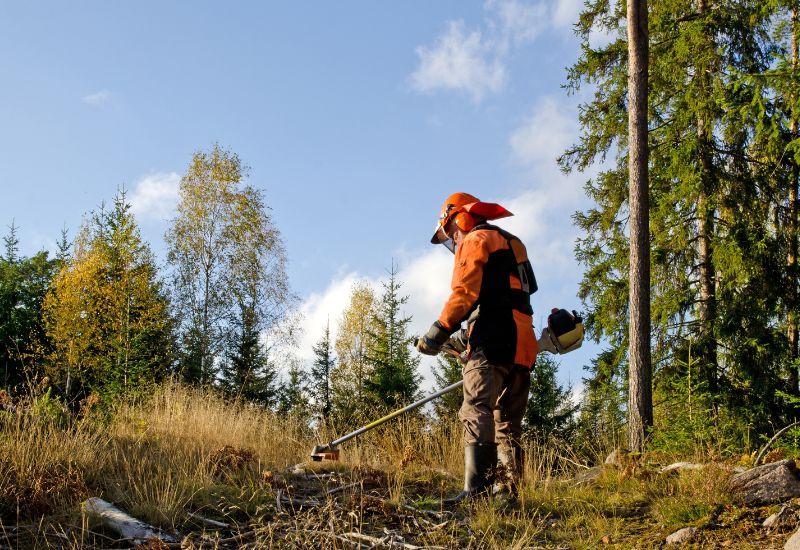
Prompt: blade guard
<box><xmin>310</xmin><ymin>444</ymin><xmax>340</xmax><ymax>462</ymax></box>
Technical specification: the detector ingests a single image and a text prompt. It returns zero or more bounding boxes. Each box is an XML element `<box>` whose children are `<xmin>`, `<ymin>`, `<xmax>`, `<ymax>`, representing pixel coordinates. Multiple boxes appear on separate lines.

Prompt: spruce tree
<box><xmin>43</xmin><ymin>189</ymin><xmax>174</xmax><ymax>401</ymax></box>
<box><xmin>278</xmin><ymin>362</ymin><xmax>311</xmax><ymax>420</ymax></box>
<box><xmin>221</xmin><ymin>299</ymin><xmax>278</xmax><ymax>406</ymax></box>
<box><xmin>309</xmin><ymin>320</ymin><xmax>335</xmax><ymax>422</ymax></box>
<box><xmin>525</xmin><ymin>354</ymin><xmax>578</xmax><ymax>439</ymax></box>
<box><xmin>563</xmin><ymin>0</ymin><xmax>785</xmax><ymax>437</ymax></box>
<box><xmin>0</xmin><ymin>224</ymin><xmax>59</xmax><ymax>390</ymax></box>
<box><xmin>365</xmin><ymin>263</ymin><xmax>421</xmax><ymax>410</ymax></box>
<box><xmin>431</xmin><ymin>354</ymin><xmax>463</xmax><ymax>421</ymax></box>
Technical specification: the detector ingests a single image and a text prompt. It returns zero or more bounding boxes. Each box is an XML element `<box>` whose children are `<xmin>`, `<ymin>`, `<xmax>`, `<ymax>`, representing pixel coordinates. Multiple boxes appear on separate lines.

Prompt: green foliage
<box><xmin>43</xmin><ymin>189</ymin><xmax>174</xmax><ymax>402</ymax></box>
<box><xmin>220</xmin><ymin>300</ymin><xmax>278</xmax><ymax>406</ymax></box>
<box><xmin>650</xmin><ymin>344</ymin><xmax>750</xmax><ymax>458</ymax></box>
<box><xmin>364</xmin><ymin>263</ymin><xmax>421</xmax><ymax>411</ymax></box>
<box><xmin>166</xmin><ymin>143</ymin><xmax>292</xmax><ymax>385</ymax></box>
<box><xmin>565</xmin><ymin>0</ymin><xmax>796</xmax><ymax>450</ymax></box>
<box><xmin>431</xmin><ymin>354</ymin><xmax>462</xmax><ymax>420</ymax></box>
<box><xmin>277</xmin><ymin>363</ymin><xmax>311</xmax><ymax>422</ymax></box>
<box><xmin>309</xmin><ymin>320</ymin><xmax>335</xmax><ymax>422</ymax></box>
<box><xmin>525</xmin><ymin>354</ymin><xmax>578</xmax><ymax>439</ymax></box>
<box><xmin>0</xmin><ymin>223</ymin><xmax>60</xmax><ymax>390</ymax></box>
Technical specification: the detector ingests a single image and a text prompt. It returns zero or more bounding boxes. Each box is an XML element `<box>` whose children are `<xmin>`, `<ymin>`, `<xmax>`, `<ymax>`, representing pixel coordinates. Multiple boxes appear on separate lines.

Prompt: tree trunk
<box><xmin>696</xmin><ymin>0</ymin><xmax>718</xmax><ymax>397</ymax></box>
<box><xmin>789</xmin><ymin>1</ymin><xmax>799</xmax><ymax>396</ymax></box>
<box><xmin>627</xmin><ymin>0</ymin><xmax>652</xmax><ymax>452</ymax></box>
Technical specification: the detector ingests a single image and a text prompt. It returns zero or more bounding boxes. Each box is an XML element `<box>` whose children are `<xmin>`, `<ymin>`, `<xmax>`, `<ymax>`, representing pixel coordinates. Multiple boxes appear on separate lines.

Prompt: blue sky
<box><xmin>0</xmin><ymin>1</ymin><xmax>606</xmax><ymax>393</ymax></box>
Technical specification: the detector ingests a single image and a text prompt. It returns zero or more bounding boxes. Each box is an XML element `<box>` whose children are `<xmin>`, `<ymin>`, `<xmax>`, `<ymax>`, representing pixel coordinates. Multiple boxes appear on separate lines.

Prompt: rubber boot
<box><xmin>444</xmin><ymin>443</ymin><xmax>497</xmax><ymax>504</ymax></box>
<box><xmin>494</xmin><ymin>443</ymin><xmax>523</xmax><ymax>505</ymax></box>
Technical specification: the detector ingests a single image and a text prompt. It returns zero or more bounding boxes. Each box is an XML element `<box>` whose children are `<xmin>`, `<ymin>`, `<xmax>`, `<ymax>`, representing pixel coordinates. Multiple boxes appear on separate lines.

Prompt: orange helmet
<box><xmin>430</xmin><ymin>192</ymin><xmax>513</xmax><ymax>247</ymax></box>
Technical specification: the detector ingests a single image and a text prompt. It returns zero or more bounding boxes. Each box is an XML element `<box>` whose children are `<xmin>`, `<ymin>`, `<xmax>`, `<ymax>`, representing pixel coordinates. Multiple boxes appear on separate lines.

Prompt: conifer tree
<box><xmin>278</xmin><ymin>362</ymin><xmax>311</xmax><ymax>421</ymax></box>
<box><xmin>0</xmin><ymin>224</ymin><xmax>59</xmax><ymax>389</ymax></box>
<box><xmin>220</xmin><ymin>299</ymin><xmax>278</xmax><ymax>406</ymax></box>
<box><xmin>431</xmin><ymin>354</ymin><xmax>462</xmax><ymax>420</ymax></box>
<box><xmin>563</xmin><ymin>0</ymin><xmax>784</xmax><ymax>436</ymax></box>
<box><xmin>43</xmin><ymin>190</ymin><xmax>173</xmax><ymax>401</ymax></box>
<box><xmin>309</xmin><ymin>320</ymin><xmax>335</xmax><ymax>422</ymax></box>
<box><xmin>525</xmin><ymin>354</ymin><xmax>578</xmax><ymax>439</ymax></box>
<box><xmin>364</xmin><ymin>263</ymin><xmax>421</xmax><ymax>410</ymax></box>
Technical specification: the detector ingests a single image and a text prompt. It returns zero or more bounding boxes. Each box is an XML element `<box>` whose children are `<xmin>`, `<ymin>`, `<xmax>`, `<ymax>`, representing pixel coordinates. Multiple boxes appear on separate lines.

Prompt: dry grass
<box><xmin>1</xmin><ymin>381</ymin><xmax>798</xmax><ymax>549</ymax></box>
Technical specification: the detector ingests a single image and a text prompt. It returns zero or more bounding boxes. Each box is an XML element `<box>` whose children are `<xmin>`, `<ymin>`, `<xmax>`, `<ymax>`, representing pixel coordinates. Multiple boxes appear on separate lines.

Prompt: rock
<box><xmin>764</xmin><ymin>504</ymin><xmax>798</xmax><ymax>529</ymax></box>
<box><xmin>660</xmin><ymin>462</ymin><xmax>705</xmax><ymax>474</ymax></box>
<box><xmin>731</xmin><ymin>459</ymin><xmax>800</xmax><ymax>506</ymax></box>
<box><xmin>786</xmin><ymin>527</ymin><xmax>800</xmax><ymax>550</ymax></box>
<box><xmin>666</xmin><ymin>527</ymin><xmax>698</xmax><ymax>545</ymax></box>
<box><xmin>573</xmin><ymin>466</ymin><xmax>603</xmax><ymax>485</ymax></box>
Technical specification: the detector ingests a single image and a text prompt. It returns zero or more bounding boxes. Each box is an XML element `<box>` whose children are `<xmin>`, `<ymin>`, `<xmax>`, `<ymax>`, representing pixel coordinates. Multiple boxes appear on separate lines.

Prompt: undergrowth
<box><xmin>1</xmin><ymin>380</ymin><xmax>798</xmax><ymax>549</ymax></box>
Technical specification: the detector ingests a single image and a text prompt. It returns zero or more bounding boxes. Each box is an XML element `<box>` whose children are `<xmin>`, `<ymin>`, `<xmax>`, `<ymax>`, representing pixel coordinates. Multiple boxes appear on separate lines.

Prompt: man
<box><xmin>416</xmin><ymin>192</ymin><xmax>538</xmax><ymax>502</ymax></box>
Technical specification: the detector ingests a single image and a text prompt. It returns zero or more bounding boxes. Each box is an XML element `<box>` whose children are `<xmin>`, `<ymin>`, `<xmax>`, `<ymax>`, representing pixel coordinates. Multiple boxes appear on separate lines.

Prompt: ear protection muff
<box><xmin>452</xmin><ymin>212</ymin><xmax>476</xmax><ymax>232</ymax></box>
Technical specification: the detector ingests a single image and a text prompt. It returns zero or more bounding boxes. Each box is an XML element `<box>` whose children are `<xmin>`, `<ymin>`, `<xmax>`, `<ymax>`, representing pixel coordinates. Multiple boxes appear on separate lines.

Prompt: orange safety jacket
<box><xmin>438</xmin><ymin>224</ymin><xmax>538</xmax><ymax>368</ymax></box>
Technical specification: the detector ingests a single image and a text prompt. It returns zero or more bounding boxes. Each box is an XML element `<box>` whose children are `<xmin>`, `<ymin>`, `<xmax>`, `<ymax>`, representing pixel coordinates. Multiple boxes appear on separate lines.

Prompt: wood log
<box><xmin>81</xmin><ymin>497</ymin><xmax>177</xmax><ymax>543</ymax></box>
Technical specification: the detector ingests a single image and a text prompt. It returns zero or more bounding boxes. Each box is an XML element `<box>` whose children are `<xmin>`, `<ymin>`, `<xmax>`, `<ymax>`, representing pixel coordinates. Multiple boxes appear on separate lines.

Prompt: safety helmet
<box><xmin>430</xmin><ymin>192</ymin><xmax>513</xmax><ymax>251</ymax></box>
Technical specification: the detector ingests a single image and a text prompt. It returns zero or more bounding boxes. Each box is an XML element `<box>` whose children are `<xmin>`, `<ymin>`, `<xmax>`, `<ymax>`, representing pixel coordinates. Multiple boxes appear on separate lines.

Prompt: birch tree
<box><xmin>166</xmin><ymin>144</ymin><xmax>291</xmax><ymax>385</ymax></box>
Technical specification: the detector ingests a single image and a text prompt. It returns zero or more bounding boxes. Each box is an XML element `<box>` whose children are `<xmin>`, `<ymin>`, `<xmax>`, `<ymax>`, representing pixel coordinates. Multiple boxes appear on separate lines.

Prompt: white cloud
<box><xmin>410</xmin><ymin>1</ymin><xmax>581</xmax><ymax>103</ymax></box>
<box><xmin>552</xmin><ymin>0</ymin><xmax>583</xmax><ymax>30</ymax></box>
<box><xmin>293</xmin><ymin>174</ymin><xmax>592</xmax><ymax>391</ymax></box>
<box><xmin>509</xmin><ymin>96</ymin><xmax>577</xmax><ymax>168</ymax></box>
<box><xmin>130</xmin><ymin>172</ymin><xmax>181</xmax><ymax>222</ymax></box>
<box><xmin>410</xmin><ymin>20</ymin><xmax>506</xmax><ymax>103</ymax></box>
<box><xmin>488</xmin><ymin>0</ymin><xmax>549</xmax><ymax>48</ymax></box>
<box><xmin>82</xmin><ymin>90</ymin><xmax>114</xmax><ymax>106</ymax></box>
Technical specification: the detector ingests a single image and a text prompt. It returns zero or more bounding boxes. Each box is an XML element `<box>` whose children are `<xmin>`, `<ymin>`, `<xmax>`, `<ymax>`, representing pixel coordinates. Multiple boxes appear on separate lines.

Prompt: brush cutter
<box><xmin>310</xmin><ymin>378</ymin><xmax>464</xmax><ymax>461</ymax></box>
<box><xmin>309</xmin><ymin>309</ymin><xmax>584</xmax><ymax>462</ymax></box>
<box><xmin>310</xmin><ymin>342</ymin><xmax>464</xmax><ymax>461</ymax></box>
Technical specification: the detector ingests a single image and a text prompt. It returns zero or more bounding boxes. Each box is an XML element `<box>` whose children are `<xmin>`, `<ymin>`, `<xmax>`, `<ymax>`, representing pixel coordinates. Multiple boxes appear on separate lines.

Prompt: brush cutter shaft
<box><xmin>328</xmin><ymin>380</ymin><xmax>464</xmax><ymax>448</ymax></box>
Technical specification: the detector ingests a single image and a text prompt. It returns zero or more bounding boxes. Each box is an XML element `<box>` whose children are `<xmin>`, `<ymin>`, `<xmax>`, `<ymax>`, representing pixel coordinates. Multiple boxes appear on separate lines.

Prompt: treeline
<box><xmin>0</xmin><ymin>143</ymin><xmax>576</xmax><ymax>440</ymax></box>
<box><xmin>0</xmin><ymin>145</ymin><xmax>293</xmax><ymax>408</ymax></box>
<box><xmin>564</xmin><ymin>0</ymin><xmax>800</xmax><ymax>452</ymax></box>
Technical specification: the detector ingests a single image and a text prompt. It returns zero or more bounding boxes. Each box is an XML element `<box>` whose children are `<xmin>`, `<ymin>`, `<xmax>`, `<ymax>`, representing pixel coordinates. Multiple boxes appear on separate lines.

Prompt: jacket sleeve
<box><xmin>438</xmin><ymin>232</ymin><xmax>488</xmax><ymax>331</ymax></box>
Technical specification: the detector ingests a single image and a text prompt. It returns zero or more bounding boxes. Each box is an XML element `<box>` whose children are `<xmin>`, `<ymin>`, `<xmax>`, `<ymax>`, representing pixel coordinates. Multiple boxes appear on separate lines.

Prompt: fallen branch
<box><xmin>344</xmin><ymin>531</ymin><xmax>444</xmax><ymax>549</ymax></box>
<box><xmin>327</xmin><ymin>481</ymin><xmax>362</xmax><ymax>495</ymax></box>
<box><xmin>81</xmin><ymin>498</ymin><xmax>176</xmax><ymax>544</ymax></box>
<box><xmin>297</xmin><ymin>529</ymin><xmax>370</xmax><ymax>549</ymax></box>
<box><xmin>399</xmin><ymin>502</ymin><xmax>450</xmax><ymax>521</ymax></box>
<box><xmin>186</xmin><ymin>512</ymin><xmax>229</xmax><ymax>529</ymax></box>
<box><xmin>754</xmin><ymin>421</ymin><xmax>800</xmax><ymax>466</ymax></box>
<box><xmin>280</xmin><ymin>494</ymin><xmax>322</xmax><ymax>507</ymax></box>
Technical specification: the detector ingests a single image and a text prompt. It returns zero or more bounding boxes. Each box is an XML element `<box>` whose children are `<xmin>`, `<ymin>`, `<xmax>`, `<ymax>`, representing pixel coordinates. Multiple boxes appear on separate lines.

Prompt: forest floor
<box><xmin>2</xmin><ymin>382</ymin><xmax>799</xmax><ymax>548</ymax></box>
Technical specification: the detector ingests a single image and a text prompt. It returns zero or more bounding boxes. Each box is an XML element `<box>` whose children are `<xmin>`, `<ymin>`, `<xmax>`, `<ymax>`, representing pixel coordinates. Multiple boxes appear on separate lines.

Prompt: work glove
<box><xmin>415</xmin><ymin>321</ymin><xmax>450</xmax><ymax>355</ymax></box>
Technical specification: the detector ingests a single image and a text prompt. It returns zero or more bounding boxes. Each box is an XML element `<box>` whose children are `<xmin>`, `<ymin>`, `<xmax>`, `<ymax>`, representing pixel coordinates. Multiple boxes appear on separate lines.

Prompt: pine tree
<box><xmin>309</xmin><ymin>320</ymin><xmax>335</xmax><ymax>422</ymax></box>
<box><xmin>626</xmin><ymin>0</ymin><xmax>651</xmax><ymax>453</ymax></box>
<box><xmin>364</xmin><ymin>262</ymin><xmax>421</xmax><ymax>411</ymax></box>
